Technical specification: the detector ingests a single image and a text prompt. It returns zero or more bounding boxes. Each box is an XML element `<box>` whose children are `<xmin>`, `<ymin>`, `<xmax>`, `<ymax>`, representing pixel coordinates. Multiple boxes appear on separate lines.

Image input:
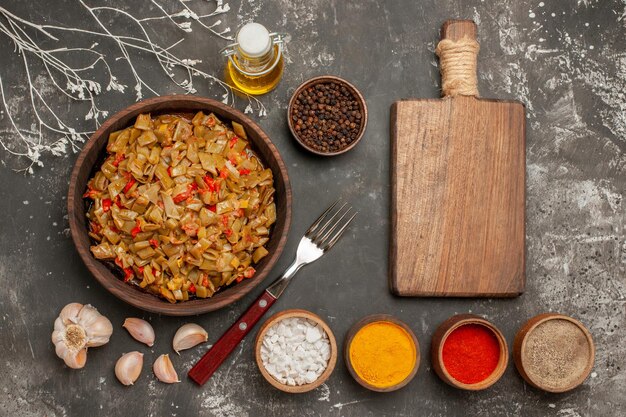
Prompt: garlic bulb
<box><xmin>173</xmin><ymin>323</ymin><xmax>208</xmax><ymax>354</ymax></box>
<box><xmin>51</xmin><ymin>303</ymin><xmax>113</xmax><ymax>369</ymax></box>
<box><xmin>123</xmin><ymin>318</ymin><xmax>155</xmax><ymax>347</ymax></box>
<box><xmin>153</xmin><ymin>354</ymin><xmax>180</xmax><ymax>383</ymax></box>
<box><xmin>115</xmin><ymin>351</ymin><xmax>144</xmax><ymax>386</ymax></box>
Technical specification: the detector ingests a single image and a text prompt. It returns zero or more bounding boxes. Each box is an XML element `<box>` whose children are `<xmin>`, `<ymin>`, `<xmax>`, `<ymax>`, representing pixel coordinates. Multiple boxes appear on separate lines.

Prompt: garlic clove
<box><xmin>54</xmin><ymin>339</ymin><xmax>69</xmax><ymax>361</ymax></box>
<box><xmin>123</xmin><ymin>318</ymin><xmax>155</xmax><ymax>347</ymax></box>
<box><xmin>59</xmin><ymin>303</ymin><xmax>84</xmax><ymax>325</ymax></box>
<box><xmin>85</xmin><ymin>315</ymin><xmax>114</xmax><ymax>347</ymax></box>
<box><xmin>51</xmin><ymin>330</ymin><xmax>63</xmax><ymax>346</ymax></box>
<box><xmin>153</xmin><ymin>354</ymin><xmax>179</xmax><ymax>383</ymax></box>
<box><xmin>172</xmin><ymin>323</ymin><xmax>208</xmax><ymax>354</ymax></box>
<box><xmin>53</xmin><ymin>318</ymin><xmax>66</xmax><ymax>336</ymax></box>
<box><xmin>77</xmin><ymin>304</ymin><xmax>103</xmax><ymax>329</ymax></box>
<box><xmin>115</xmin><ymin>351</ymin><xmax>144</xmax><ymax>386</ymax></box>
<box><xmin>60</xmin><ymin>346</ymin><xmax>87</xmax><ymax>369</ymax></box>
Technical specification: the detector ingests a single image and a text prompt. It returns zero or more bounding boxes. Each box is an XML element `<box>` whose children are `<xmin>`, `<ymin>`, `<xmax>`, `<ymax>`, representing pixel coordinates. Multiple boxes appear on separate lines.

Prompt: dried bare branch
<box><xmin>0</xmin><ymin>0</ymin><xmax>266</xmax><ymax>173</ymax></box>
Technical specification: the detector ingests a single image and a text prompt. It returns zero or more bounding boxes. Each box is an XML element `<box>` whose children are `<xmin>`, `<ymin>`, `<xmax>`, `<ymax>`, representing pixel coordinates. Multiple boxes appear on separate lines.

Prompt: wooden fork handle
<box><xmin>188</xmin><ymin>290</ymin><xmax>277</xmax><ymax>385</ymax></box>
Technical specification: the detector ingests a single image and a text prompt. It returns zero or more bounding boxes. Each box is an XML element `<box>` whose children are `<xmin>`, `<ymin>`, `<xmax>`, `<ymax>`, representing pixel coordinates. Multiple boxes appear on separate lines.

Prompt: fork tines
<box><xmin>305</xmin><ymin>200</ymin><xmax>357</xmax><ymax>251</ymax></box>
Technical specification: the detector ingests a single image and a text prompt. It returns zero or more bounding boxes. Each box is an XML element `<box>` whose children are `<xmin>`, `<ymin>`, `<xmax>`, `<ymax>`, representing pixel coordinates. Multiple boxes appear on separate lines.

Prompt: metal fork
<box><xmin>189</xmin><ymin>201</ymin><xmax>356</xmax><ymax>385</ymax></box>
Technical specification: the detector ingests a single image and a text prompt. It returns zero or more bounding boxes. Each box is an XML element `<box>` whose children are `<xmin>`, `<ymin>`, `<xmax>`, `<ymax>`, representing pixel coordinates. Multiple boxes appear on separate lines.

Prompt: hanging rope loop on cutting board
<box><xmin>435</xmin><ymin>37</ymin><xmax>480</xmax><ymax>98</ymax></box>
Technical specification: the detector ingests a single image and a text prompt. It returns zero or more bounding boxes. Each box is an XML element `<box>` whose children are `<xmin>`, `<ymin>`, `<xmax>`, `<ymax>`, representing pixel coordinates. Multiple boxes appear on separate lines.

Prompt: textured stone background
<box><xmin>0</xmin><ymin>0</ymin><xmax>624</xmax><ymax>416</ymax></box>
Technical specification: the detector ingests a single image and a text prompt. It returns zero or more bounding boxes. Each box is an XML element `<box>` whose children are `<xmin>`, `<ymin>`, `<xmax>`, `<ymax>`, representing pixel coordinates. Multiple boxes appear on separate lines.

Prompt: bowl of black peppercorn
<box><xmin>287</xmin><ymin>76</ymin><xmax>368</xmax><ymax>156</ymax></box>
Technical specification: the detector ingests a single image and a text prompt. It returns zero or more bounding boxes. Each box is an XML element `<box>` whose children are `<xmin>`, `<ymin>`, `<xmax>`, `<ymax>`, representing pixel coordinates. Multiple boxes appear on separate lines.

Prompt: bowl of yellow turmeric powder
<box><xmin>344</xmin><ymin>314</ymin><xmax>420</xmax><ymax>392</ymax></box>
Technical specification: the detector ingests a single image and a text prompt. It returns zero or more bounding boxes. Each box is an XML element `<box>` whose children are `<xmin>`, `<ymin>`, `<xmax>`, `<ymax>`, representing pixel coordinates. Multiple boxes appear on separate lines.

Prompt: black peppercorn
<box><xmin>290</xmin><ymin>81</ymin><xmax>363</xmax><ymax>153</ymax></box>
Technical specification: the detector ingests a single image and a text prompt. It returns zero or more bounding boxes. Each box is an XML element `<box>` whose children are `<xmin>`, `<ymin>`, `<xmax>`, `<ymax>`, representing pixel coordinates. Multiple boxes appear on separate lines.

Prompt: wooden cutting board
<box><xmin>389</xmin><ymin>20</ymin><xmax>525</xmax><ymax>297</ymax></box>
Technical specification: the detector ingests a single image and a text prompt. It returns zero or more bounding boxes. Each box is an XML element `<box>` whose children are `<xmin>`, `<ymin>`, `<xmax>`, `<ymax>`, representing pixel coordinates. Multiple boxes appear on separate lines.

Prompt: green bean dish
<box><xmin>84</xmin><ymin>112</ymin><xmax>276</xmax><ymax>303</ymax></box>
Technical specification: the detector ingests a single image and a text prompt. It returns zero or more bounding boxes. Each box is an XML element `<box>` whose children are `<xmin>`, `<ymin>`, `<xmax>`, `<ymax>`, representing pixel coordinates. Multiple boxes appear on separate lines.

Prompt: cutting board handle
<box><xmin>436</xmin><ymin>20</ymin><xmax>480</xmax><ymax>98</ymax></box>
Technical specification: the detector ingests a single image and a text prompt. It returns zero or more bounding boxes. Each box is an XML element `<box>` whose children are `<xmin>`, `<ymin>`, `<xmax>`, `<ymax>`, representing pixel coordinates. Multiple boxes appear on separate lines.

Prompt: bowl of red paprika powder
<box><xmin>431</xmin><ymin>314</ymin><xmax>508</xmax><ymax>391</ymax></box>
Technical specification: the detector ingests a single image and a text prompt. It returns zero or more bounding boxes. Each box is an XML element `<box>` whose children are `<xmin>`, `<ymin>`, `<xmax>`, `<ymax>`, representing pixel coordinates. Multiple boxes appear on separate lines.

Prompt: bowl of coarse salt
<box><xmin>254</xmin><ymin>309</ymin><xmax>337</xmax><ymax>393</ymax></box>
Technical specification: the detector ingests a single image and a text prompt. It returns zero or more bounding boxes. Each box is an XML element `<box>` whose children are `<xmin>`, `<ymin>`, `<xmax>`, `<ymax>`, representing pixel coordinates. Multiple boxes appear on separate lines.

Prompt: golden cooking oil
<box><xmin>221</xmin><ymin>23</ymin><xmax>288</xmax><ymax>96</ymax></box>
<box><xmin>225</xmin><ymin>45</ymin><xmax>284</xmax><ymax>95</ymax></box>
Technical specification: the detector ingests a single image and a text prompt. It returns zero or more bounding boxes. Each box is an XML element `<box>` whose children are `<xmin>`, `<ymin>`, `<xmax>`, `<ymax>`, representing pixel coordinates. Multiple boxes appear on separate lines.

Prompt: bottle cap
<box><xmin>237</xmin><ymin>23</ymin><xmax>272</xmax><ymax>58</ymax></box>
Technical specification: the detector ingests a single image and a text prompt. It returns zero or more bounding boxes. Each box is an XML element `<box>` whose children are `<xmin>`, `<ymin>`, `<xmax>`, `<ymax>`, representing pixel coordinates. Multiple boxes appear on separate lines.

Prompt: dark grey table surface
<box><xmin>1</xmin><ymin>1</ymin><xmax>624</xmax><ymax>416</ymax></box>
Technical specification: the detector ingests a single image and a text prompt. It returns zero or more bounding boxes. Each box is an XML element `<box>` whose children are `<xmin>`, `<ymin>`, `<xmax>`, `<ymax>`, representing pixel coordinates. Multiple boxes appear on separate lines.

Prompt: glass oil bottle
<box><xmin>221</xmin><ymin>23</ymin><xmax>288</xmax><ymax>95</ymax></box>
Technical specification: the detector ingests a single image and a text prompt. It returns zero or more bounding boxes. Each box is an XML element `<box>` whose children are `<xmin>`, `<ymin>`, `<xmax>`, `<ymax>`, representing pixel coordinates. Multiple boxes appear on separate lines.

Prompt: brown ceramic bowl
<box><xmin>287</xmin><ymin>75</ymin><xmax>368</xmax><ymax>156</ymax></box>
<box><xmin>431</xmin><ymin>314</ymin><xmax>509</xmax><ymax>391</ymax></box>
<box><xmin>344</xmin><ymin>314</ymin><xmax>420</xmax><ymax>392</ymax></box>
<box><xmin>513</xmin><ymin>313</ymin><xmax>595</xmax><ymax>393</ymax></box>
<box><xmin>68</xmin><ymin>95</ymin><xmax>291</xmax><ymax>316</ymax></box>
<box><xmin>254</xmin><ymin>309</ymin><xmax>337</xmax><ymax>393</ymax></box>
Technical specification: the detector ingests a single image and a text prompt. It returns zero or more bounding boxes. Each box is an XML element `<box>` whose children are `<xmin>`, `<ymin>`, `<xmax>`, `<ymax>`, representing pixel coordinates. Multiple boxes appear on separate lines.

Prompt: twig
<box><xmin>0</xmin><ymin>1</ymin><xmax>266</xmax><ymax>173</ymax></box>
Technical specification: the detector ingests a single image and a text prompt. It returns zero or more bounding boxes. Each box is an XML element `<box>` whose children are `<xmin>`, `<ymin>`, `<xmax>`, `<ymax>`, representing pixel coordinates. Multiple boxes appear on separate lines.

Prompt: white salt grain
<box><xmin>261</xmin><ymin>317</ymin><xmax>330</xmax><ymax>386</ymax></box>
<box><xmin>306</xmin><ymin>327</ymin><xmax>322</xmax><ymax>343</ymax></box>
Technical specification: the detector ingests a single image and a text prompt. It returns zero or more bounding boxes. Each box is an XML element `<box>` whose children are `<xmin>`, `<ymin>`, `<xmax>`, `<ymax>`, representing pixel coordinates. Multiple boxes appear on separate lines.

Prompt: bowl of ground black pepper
<box><xmin>287</xmin><ymin>76</ymin><xmax>368</xmax><ymax>156</ymax></box>
<box><xmin>513</xmin><ymin>313</ymin><xmax>595</xmax><ymax>393</ymax></box>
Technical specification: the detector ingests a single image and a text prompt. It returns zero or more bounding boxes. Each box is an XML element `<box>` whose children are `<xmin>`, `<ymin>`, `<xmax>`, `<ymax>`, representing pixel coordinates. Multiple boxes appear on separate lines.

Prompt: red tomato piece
<box><xmin>102</xmin><ymin>198</ymin><xmax>112</xmax><ymax>212</ymax></box>
<box><xmin>112</xmin><ymin>153</ymin><xmax>125</xmax><ymax>167</ymax></box>
<box><xmin>123</xmin><ymin>268</ymin><xmax>134</xmax><ymax>282</ymax></box>
<box><xmin>131</xmin><ymin>220</ymin><xmax>141</xmax><ymax>238</ymax></box>
<box><xmin>123</xmin><ymin>178</ymin><xmax>136</xmax><ymax>194</ymax></box>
